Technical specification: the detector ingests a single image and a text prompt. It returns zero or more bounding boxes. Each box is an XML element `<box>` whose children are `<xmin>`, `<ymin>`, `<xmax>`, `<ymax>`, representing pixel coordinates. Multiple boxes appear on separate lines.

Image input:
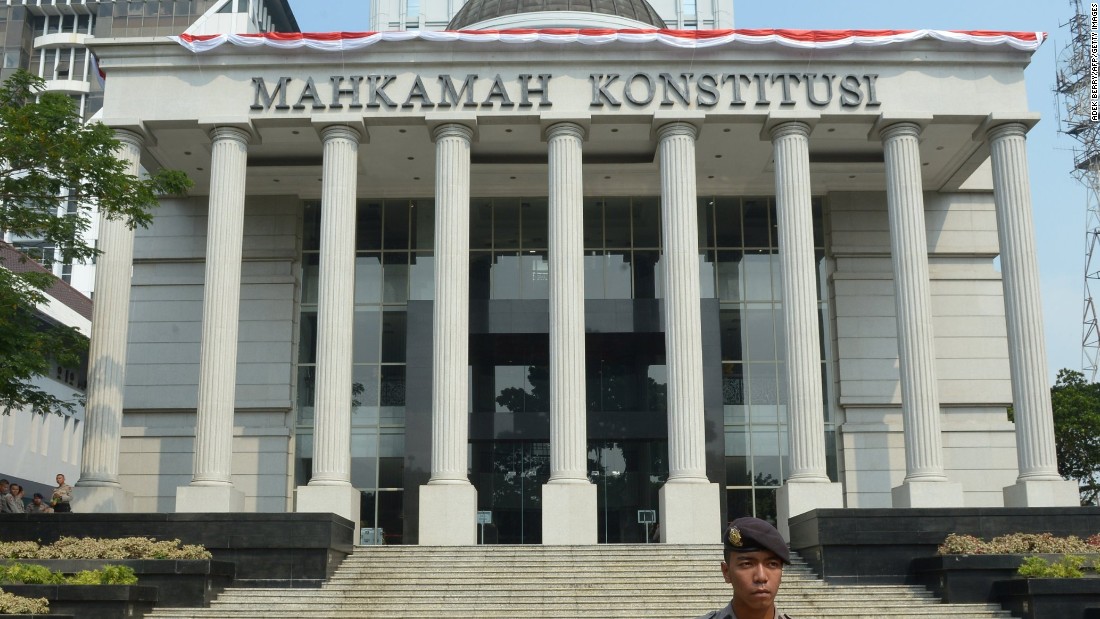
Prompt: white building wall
<box><xmin>120</xmin><ymin>194</ymin><xmax>300</xmax><ymax>511</ymax></box>
<box><xmin>830</xmin><ymin>189</ymin><xmax>1019</xmax><ymax>508</ymax></box>
<box><xmin>0</xmin><ymin>375</ymin><xmax>84</xmax><ymax>493</ymax></box>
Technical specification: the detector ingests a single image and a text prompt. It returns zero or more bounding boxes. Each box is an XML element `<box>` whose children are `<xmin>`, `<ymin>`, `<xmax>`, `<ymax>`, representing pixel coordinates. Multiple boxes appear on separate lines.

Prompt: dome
<box><xmin>447</xmin><ymin>0</ymin><xmax>667</xmax><ymax>31</ymax></box>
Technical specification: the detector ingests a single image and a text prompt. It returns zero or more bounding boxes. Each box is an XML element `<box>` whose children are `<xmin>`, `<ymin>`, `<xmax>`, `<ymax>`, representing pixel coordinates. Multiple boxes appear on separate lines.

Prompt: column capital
<box><xmin>761</xmin><ymin>112</ymin><xmax>818</xmax><ymax>140</ymax></box>
<box><xmin>542</xmin><ymin>120</ymin><xmax>588</xmax><ymax>142</ymax></box>
<box><xmin>986</xmin><ymin>122</ymin><xmax>1029</xmax><ymax>142</ymax></box>
<box><xmin>878</xmin><ymin>121</ymin><xmax>924</xmax><ymax>143</ymax></box>
<box><xmin>431</xmin><ymin>121</ymin><xmax>476</xmax><ymax>143</ymax></box>
<box><xmin>208</xmin><ymin>124</ymin><xmax>253</xmax><ymax>145</ymax></box>
<box><xmin>655</xmin><ymin>121</ymin><xmax>699</xmax><ymax>141</ymax></box>
<box><xmin>767</xmin><ymin>120</ymin><xmax>812</xmax><ymax>142</ymax></box>
<box><xmin>972</xmin><ymin>113</ymin><xmax>1040</xmax><ymax>141</ymax></box>
<box><xmin>112</xmin><ymin>128</ymin><xmax>146</xmax><ymax>150</ymax></box>
<box><xmin>318</xmin><ymin>123</ymin><xmax>365</xmax><ymax>144</ymax></box>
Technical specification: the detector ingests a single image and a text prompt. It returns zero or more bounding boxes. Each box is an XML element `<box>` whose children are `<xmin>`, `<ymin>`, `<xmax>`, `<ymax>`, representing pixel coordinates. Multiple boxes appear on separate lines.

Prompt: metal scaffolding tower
<box><xmin>1056</xmin><ymin>0</ymin><xmax>1100</xmax><ymax>380</ymax></box>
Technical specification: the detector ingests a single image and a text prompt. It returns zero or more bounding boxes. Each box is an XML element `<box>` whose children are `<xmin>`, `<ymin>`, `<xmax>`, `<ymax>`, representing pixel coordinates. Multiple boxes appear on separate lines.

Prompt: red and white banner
<box><xmin>172</xmin><ymin>29</ymin><xmax>1045</xmax><ymax>54</ymax></box>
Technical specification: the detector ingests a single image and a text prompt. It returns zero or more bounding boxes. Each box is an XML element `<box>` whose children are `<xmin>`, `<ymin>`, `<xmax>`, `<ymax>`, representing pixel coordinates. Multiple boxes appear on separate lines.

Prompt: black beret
<box><xmin>723</xmin><ymin>517</ymin><xmax>790</xmax><ymax>564</ymax></box>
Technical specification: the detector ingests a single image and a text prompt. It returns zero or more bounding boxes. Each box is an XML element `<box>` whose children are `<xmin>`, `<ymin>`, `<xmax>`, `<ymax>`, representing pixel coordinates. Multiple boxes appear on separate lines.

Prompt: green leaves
<box><xmin>1049</xmin><ymin>369</ymin><xmax>1100</xmax><ymax>505</ymax></box>
<box><xmin>0</xmin><ymin>69</ymin><xmax>191</xmax><ymax>418</ymax></box>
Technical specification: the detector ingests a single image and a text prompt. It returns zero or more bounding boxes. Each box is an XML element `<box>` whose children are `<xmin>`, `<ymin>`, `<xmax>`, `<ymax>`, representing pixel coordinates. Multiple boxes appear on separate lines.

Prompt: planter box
<box><xmin>14</xmin><ymin>559</ymin><xmax>234</xmax><ymax>607</ymax></box>
<box><xmin>993</xmin><ymin>577</ymin><xmax>1100</xmax><ymax>619</ymax></box>
<box><xmin>1</xmin><ymin>585</ymin><xmax>156</xmax><ymax>619</ymax></box>
<box><xmin>911</xmin><ymin>554</ymin><xmax>1076</xmax><ymax>603</ymax></box>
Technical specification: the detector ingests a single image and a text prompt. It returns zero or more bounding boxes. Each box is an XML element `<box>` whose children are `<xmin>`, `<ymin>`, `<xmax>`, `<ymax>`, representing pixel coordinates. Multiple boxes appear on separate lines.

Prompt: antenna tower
<box><xmin>1057</xmin><ymin>0</ymin><xmax>1100</xmax><ymax>380</ymax></box>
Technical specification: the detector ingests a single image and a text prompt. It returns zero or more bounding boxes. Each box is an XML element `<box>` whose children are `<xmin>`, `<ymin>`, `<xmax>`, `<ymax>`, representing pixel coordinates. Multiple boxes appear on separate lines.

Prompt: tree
<box><xmin>0</xmin><ymin>70</ymin><xmax>190</xmax><ymax>417</ymax></box>
<box><xmin>1048</xmin><ymin>369</ymin><xmax>1100</xmax><ymax>505</ymax></box>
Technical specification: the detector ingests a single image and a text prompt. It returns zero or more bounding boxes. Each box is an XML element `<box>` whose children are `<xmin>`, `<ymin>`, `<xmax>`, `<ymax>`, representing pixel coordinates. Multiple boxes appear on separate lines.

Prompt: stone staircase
<box><xmin>149</xmin><ymin>544</ymin><xmax>1014</xmax><ymax>618</ymax></box>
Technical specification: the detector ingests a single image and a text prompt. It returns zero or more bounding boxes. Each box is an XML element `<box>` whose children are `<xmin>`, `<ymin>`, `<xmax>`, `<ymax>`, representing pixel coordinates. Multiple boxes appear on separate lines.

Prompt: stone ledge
<box><xmin>1</xmin><ymin>584</ymin><xmax>156</xmax><ymax>619</ymax></box>
<box><xmin>12</xmin><ymin>559</ymin><xmax>234</xmax><ymax>607</ymax></box>
<box><xmin>993</xmin><ymin>577</ymin><xmax>1100</xmax><ymax>619</ymax></box>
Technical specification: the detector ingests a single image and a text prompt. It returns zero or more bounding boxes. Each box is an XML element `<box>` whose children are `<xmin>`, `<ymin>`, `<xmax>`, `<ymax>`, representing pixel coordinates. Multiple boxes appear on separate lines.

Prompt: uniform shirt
<box><xmin>695</xmin><ymin>601</ymin><xmax>792</xmax><ymax>619</ymax></box>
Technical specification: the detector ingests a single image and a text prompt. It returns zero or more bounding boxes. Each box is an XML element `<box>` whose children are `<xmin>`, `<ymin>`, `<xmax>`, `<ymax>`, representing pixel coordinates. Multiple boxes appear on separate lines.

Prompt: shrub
<box><xmin>66</xmin><ymin>565</ymin><xmax>137</xmax><ymax>586</ymax></box>
<box><xmin>0</xmin><ymin>563</ymin><xmax>64</xmax><ymax>585</ymax></box>
<box><xmin>0</xmin><ymin>562</ymin><xmax>137</xmax><ymax>586</ymax></box>
<box><xmin>1017</xmin><ymin>555</ymin><xmax>1088</xmax><ymax>578</ymax></box>
<box><xmin>1087</xmin><ymin>534</ymin><xmax>1100</xmax><ymax>549</ymax></box>
<box><xmin>938</xmin><ymin>532</ymin><xmax>1098</xmax><ymax>555</ymax></box>
<box><xmin>0</xmin><ymin>537</ymin><xmax>211</xmax><ymax>560</ymax></box>
<box><xmin>0</xmin><ymin>588</ymin><xmax>49</xmax><ymax>615</ymax></box>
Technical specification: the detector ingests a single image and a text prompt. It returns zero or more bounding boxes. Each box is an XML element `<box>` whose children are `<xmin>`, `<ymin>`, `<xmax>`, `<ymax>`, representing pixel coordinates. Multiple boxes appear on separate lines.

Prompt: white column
<box><xmin>989</xmin><ymin>123</ymin><xmax>1079</xmax><ymax>506</ymax></box>
<box><xmin>296</xmin><ymin>125</ymin><xmax>364</xmax><ymax>525</ymax></box>
<box><xmin>881</xmin><ymin>122</ymin><xmax>963</xmax><ymax>507</ymax></box>
<box><xmin>768</xmin><ymin>121</ymin><xmax>843</xmax><ymax>540</ymax></box>
<box><xmin>655</xmin><ymin>121</ymin><xmax>720</xmax><ymax>543</ymax></box>
<box><xmin>419</xmin><ymin>122</ymin><xmax>477</xmax><ymax>545</ymax></box>
<box><xmin>542</xmin><ymin>121</ymin><xmax>597</xmax><ymax>545</ymax></box>
<box><xmin>175</xmin><ymin>126</ymin><xmax>250</xmax><ymax>512</ymax></box>
<box><xmin>72</xmin><ymin>129</ymin><xmax>142</xmax><ymax>514</ymax></box>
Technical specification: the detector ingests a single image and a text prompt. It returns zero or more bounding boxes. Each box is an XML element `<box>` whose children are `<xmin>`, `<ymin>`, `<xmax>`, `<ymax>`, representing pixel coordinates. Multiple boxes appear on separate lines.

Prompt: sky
<box><xmin>287</xmin><ymin>0</ymin><xmax>1083</xmax><ymax>384</ymax></box>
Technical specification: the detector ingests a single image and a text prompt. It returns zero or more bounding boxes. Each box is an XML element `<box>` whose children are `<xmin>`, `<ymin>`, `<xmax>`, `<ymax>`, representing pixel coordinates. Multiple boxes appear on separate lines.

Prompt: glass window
<box><xmin>742</xmin><ymin>199</ymin><xmax>770</xmax><ymax>248</ymax></box>
<box><xmin>356</xmin><ymin>202</ymin><xmax>383</xmax><ymax>250</ymax></box>
<box><xmin>715</xmin><ymin>250</ymin><xmax>742</xmax><ymax>301</ymax></box>
<box><xmin>699</xmin><ymin>252</ymin><xmax>716</xmax><ymax>298</ymax></box>
<box><xmin>298</xmin><ymin>311</ymin><xmax>318</xmax><ymax>364</ymax></box>
<box><xmin>491</xmin><ymin>252</ymin><xmax>521</xmax><ymax>300</ymax></box>
<box><xmin>583</xmin><ymin>251</ymin><xmax>605</xmax><ymax>299</ymax></box>
<box><xmin>632</xmin><ymin>197</ymin><xmax>660</xmax><ymax>247</ymax></box>
<box><xmin>520</xmin><ymin>199</ymin><xmax>548</xmax><ymax>250</ymax></box>
<box><xmin>750</xmin><ymin>427</ymin><xmax>782</xmax><ymax>485</ymax></box>
<box><xmin>713</xmin><ymin>197</ymin><xmax>742</xmax><ymax>247</ymax></box>
<box><xmin>383</xmin><ymin>201</ymin><xmax>410</xmax><ymax>250</ymax></box>
<box><xmin>583</xmin><ymin>198</ymin><xmax>603</xmax><ymax>248</ymax></box>
<box><xmin>603</xmin><ymin>198</ymin><xmax>631</xmax><ymax>248</ymax></box>
<box><xmin>725</xmin><ymin>428</ymin><xmax>750</xmax><ymax>485</ymax></box>
<box><xmin>380</xmin><ymin>366</ymin><xmax>406</xmax><ymax>423</ymax></box>
<box><xmin>301</xmin><ymin>254</ymin><xmax>320</xmax><ymax>305</ymax></box>
<box><xmin>355</xmin><ymin>253</ymin><xmax>382</xmax><ymax>305</ymax></box>
<box><xmin>471</xmin><ymin>199</ymin><xmax>494</xmax><ymax>250</ymax></box>
<box><xmin>353</xmin><ymin>310</ymin><xmax>381</xmax><ymax>363</ymax></box>
<box><xmin>409</xmin><ymin>253</ymin><xmax>434</xmax><ymax>300</ymax></box>
<box><xmin>470</xmin><ymin>252</ymin><xmax>492</xmax><ymax>300</ymax></box>
<box><xmin>296</xmin><ymin>366</ymin><xmax>315</xmax><ymax>423</ymax></box>
<box><xmin>632</xmin><ymin>250</ymin><xmax>659</xmax><ymax>300</ymax></box>
<box><xmin>605</xmin><ymin>251</ymin><xmax>632</xmax><ymax>299</ymax></box>
<box><xmin>352</xmin><ymin>364</ymin><xmax>380</xmax><ymax>423</ymax></box>
<box><xmin>412</xmin><ymin>199</ymin><xmax>434</xmax><ymax>250</ymax></box>
<box><xmin>380</xmin><ymin>311</ymin><xmax>406</xmax><ymax>363</ymax></box>
<box><xmin>743</xmin><ymin>305</ymin><xmax>777</xmax><ymax>360</ymax></box>
<box><xmin>383</xmin><ymin>253</ymin><xmax>409</xmax><ymax>304</ymax></box>
<box><xmin>722</xmin><ymin>363</ymin><xmax>746</xmax><ymax>423</ymax></box>
<box><xmin>741</xmin><ymin>252</ymin><xmax>774</xmax><ymax>301</ymax></box>
<box><xmin>520</xmin><ymin>252</ymin><xmax>549</xmax><ymax>300</ymax></box>
<box><xmin>494</xmin><ymin>199</ymin><xmax>520</xmax><ymax>249</ymax></box>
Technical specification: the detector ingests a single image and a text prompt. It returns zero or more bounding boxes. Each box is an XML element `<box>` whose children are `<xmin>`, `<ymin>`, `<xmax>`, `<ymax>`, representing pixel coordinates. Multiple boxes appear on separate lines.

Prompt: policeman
<box><xmin>696</xmin><ymin>517</ymin><xmax>792</xmax><ymax>619</ymax></box>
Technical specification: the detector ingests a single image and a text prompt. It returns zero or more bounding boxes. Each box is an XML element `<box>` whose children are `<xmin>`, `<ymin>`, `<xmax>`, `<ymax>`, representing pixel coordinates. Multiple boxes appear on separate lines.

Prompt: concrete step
<box><xmin>147</xmin><ymin>545</ymin><xmax>1012</xmax><ymax>619</ymax></box>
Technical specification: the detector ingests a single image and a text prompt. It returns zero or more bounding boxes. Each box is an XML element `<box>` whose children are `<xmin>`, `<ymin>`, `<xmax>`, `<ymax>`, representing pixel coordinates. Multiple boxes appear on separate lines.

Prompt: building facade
<box><xmin>74</xmin><ymin>6</ymin><xmax>1079</xmax><ymax>544</ymax></box>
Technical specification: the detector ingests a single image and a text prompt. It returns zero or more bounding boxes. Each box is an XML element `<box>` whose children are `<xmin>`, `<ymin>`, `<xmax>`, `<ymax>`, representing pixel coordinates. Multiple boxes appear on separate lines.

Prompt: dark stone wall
<box><xmin>0</xmin><ymin>512</ymin><xmax>354</xmax><ymax>588</ymax></box>
<box><xmin>788</xmin><ymin>507</ymin><xmax>1100</xmax><ymax>585</ymax></box>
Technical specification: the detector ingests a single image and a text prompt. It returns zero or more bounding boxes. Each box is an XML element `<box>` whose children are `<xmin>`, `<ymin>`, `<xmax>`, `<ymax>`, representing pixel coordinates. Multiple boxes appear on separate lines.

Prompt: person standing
<box><xmin>4</xmin><ymin>483</ymin><xmax>26</xmax><ymax>513</ymax></box>
<box><xmin>0</xmin><ymin>479</ymin><xmax>14</xmax><ymax>513</ymax></box>
<box><xmin>51</xmin><ymin>473</ymin><xmax>73</xmax><ymax>513</ymax></box>
<box><xmin>696</xmin><ymin>517</ymin><xmax>793</xmax><ymax>619</ymax></box>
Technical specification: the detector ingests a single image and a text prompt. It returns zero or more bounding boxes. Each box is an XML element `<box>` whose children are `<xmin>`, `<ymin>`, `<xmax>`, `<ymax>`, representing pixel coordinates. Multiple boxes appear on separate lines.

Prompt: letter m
<box><xmin>252</xmin><ymin>76</ymin><xmax>291</xmax><ymax>110</ymax></box>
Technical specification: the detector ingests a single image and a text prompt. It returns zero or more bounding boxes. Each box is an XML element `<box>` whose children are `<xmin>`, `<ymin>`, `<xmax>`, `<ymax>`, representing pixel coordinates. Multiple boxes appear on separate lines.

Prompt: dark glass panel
<box><xmin>741</xmin><ymin>198</ymin><xmax>769</xmax><ymax>248</ymax></box>
<box><xmin>494</xmin><ymin>198</ymin><xmax>521</xmax><ymax>249</ymax></box>
<box><xmin>632</xmin><ymin>250</ymin><xmax>659</xmax><ymax>300</ymax></box>
<box><xmin>603</xmin><ymin>197</ymin><xmax>631</xmax><ymax>248</ymax></box>
<box><xmin>380</xmin><ymin>310</ymin><xmax>406</xmax><ymax>363</ymax></box>
<box><xmin>470</xmin><ymin>252</ymin><xmax>492</xmax><ymax>300</ymax></box>
<box><xmin>715</xmin><ymin>250</ymin><xmax>742</xmax><ymax>301</ymax></box>
<box><xmin>351</xmin><ymin>364</ymin><xmax>380</xmax><ymax>423</ymax></box>
<box><xmin>298</xmin><ymin>311</ymin><xmax>318</xmax><ymax>364</ymax></box>
<box><xmin>697</xmin><ymin>197</ymin><xmax>713</xmax><ymax>248</ymax></box>
<box><xmin>583</xmin><ymin>251</ymin><xmax>605</xmax><ymax>299</ymax></box>
<box><xmin>471</xmin><ymin>199</ymin><xmax>494</xmax><ymax>249</ymax></box>
<box><xmin>520</xmin><ymin>198</ymin><xmax>548</xmax><ymax>249</ymax></box>
<box><xmin>583</xmin><ymin>198</ymin><xmax>603</xmax><ymax>248</ymax></box>
<box><xmin>383</xmin><ymin>201</ymin><xmax>410</xmax><ymax>250</ymax></box>
<box><xmin>714</xmin><ymin>197</ymin><xmax>742</xmax><ymax>248</ymax></box>
<box><xmin>726</xmin><ymin>488</ymin><xmax>753</xmax><ymax>521</ymax></box>
<box><xmin>356</xmin><ymin>202</ymin><xmax>383</xmax><ymax>250</ymax></box>
<box><xmin>296</xmin><ymin>366</ymin><xmax>315</xmax><ymax>423</ymax></box>
<box><xmin>632</xmin><ymin>197</ymin><xmax>660</xmax><ymax>248</ymax></box>
<box><xmin>355</xmin><ymin>253</ymin><xmax>382</xmax><ymax>305</ymax></box>
<box><xmin>377</xmin><ymin>491</ymin><xmax>404</xmax><ymax>544</ymax></box>
<box><xmin>301</xmin><ymin>253</ymin><xmax>320</xmax><ymax>305</ymax></box>
<box><xmin>719</xmin><ymin>309</ymin><xmax>743</xmax><ymax>362</ymax></box>
<box><xmin>725</xmin><ymin>427</ymin><xmax>750</xmax><ymax>485</ymax></box>
<box><xmin>605</xmin><ymin>251</ymin><xmax>632</xmax><ymax>299</ymax></box>
<box><xmin>409</xmin><ymin>252</ymin><xmax>434</xmax><ymax>300</ymax></box>
<box><xmin>412</xmin><ymin>198</ymin><xmax>434</xmax><ymax>250</ymax></box>
<box><xmin>490</xmin><ymin>252</ymin><xmax>521</xmax><ymax>300</ymax></box>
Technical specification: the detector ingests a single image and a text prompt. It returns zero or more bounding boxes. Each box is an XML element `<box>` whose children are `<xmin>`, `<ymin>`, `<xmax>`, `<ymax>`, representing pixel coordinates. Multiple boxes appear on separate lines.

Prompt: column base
<box><xmin>295</xmin><ymin>484</ymin><xmax>362</xmax><ymax>528</ymax></box>
<box><xmin>541</xmin><ymin>481</ymin><xmax>597</xmax><ymax>545</ymax></box>
<box><xmin>891</xmin><ymin>480</ymin><xmax>964</xmax><ymax>508</ymax></box>
<box><xmin>419</xmin><ymin>482</ymin><xmax>477</xmax><ymax>545</ymax></box>
<box><xmin>1003</xmin><ymin>479</ymin><xmax>1080</xmax><ymax>507</ymax></box>
<box><xmin>658</xmin><ymin>481</ymin><xmax>720</xmax><ymax>544</ymax></box>
<box><xmin>71</xmin><ymin>484</ymin><xmax>133</xmax><ymax>513</ymax></box>
<box><xmin>776</xmin><ymin>481</ymin><xmax>844</xmax><ymax>541</ymax></box>
<box><xmin>175</xmin><ymin>484</ymin><xmax>245</xmax><ymax>513</ymax></box>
